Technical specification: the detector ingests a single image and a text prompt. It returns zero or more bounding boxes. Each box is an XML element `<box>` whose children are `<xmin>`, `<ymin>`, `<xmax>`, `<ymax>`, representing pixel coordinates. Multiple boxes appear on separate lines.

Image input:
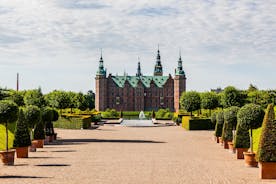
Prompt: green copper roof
<box><xmin>111</xmin><ymin>75</ymin><xmax>169</xmax><ymax>88</ymax></box>
<box><xmin>175</xmin><ymin>56</ymin><xmax>185</xmax><ymax>76</ymax></box>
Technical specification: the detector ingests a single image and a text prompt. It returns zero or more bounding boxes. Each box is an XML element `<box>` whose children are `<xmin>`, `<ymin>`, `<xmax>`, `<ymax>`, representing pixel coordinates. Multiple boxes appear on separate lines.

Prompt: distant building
<box><xmin>95</xmin><ymin>49</ymin><xmax>186</xmax><ymax>112</ymax></box>
<box><xmin>211</xmin><ymin>88</ymin><xmax>223</xmax><ymax>93</ymax></box>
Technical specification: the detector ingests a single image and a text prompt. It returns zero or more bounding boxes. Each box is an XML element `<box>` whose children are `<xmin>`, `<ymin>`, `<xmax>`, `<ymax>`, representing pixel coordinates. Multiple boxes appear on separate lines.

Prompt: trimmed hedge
<box><xmin>257</xmin><ymin>104</ymin><xmax>276</xmax><ymax>162</ymax></box>
<box><xmin>182</xmin><ymin>116</ymin><xmax>214</xmax><ymax>130</ymax></box>
<box><xmin>54</xmin><ymin>116</ymin><xmax>91</xmax><ymax>129</ymax></box>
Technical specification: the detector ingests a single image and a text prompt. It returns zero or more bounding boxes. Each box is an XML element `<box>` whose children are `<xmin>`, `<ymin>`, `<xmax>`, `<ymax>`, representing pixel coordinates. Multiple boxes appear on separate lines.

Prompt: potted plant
<box><xmin>42</xmin><ymin>107</ymin><xmax>54</xmax><ymax>143</ymax></box>
<box><xmin>223</xmin><ymin>106</ymin><xmax>240</xmax><ymax>152</ymax></box>
<box><xmin>215</xmin><ymin>111</ymin><xmax>224</xmax><ymax>144</ymax></box>
<box><xmin>234</xmin><ymin>119</ymin><xmax>250</xmax><ymax>159</ymax></box>
<box><xmin>13</xmin><ymin>109</ymin><xmax>31</xmax><ymax>158</ymax></box>
<box><xmin>238</xmin><ymin>104</ymin><xmax>264</xmax><ymax>167</ymax></box>
<box><xmin>211</xmin><ymin>112</ymin><xmax>218</xmax><ymax>142</ymax></box>
<box><xmin>51</xmin><ymin>109</ymin><xmax>59</xmax><ymax>140</ymax></box>
<box><xmin>257</xmin><ymin>104</ymin><xmax>276</xmax><ymax>179</ymax></box>
<box><xmin>0</xmin><ymin>100</ymin><xmax>19</xmax><ymax>165</ymax></box>
<box><xmin>24</xmin><ymin>105</ymin><xmax>41</xmax><ymax>151</ymax></box>
<box><xmin>34</xmin><ymin>121</ymin><xmax>45</xmax><ymax>147</ymax></box>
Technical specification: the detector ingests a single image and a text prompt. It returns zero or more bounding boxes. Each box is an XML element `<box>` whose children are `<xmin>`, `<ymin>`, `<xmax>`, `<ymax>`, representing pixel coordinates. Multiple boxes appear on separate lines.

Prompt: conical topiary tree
<box><xmin>214</xmin><ymin>111</ymin><xmax>224</xmax><ymax>138</ymax></box>
<box><xmin>13</xmin><ymin>109</ymin><xmax>31</xmax><ymax>148</ymax></box>
<box><xmin>223</xmin><ymin>106</ymin><xmax>240</xmax><ymax>142</ymax></box>
<box><xmin>257</xmin><ymin>104</ymin><xmax>276</xmax><ymax>162</ymax></box>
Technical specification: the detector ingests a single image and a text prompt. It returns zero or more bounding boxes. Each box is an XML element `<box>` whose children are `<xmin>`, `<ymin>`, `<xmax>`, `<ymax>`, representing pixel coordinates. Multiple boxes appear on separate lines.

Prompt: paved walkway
<box><xmin>0</xmin><ymin>125</ymin><xmax>274</xmax><ymax>184</ymax></box>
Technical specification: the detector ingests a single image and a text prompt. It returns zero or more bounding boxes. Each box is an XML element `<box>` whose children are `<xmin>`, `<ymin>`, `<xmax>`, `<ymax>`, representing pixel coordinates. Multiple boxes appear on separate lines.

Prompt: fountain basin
<box><xmin>120</xmin><ymin>119</ymin><xmax>156</xmax><ymax>127</ymax></box>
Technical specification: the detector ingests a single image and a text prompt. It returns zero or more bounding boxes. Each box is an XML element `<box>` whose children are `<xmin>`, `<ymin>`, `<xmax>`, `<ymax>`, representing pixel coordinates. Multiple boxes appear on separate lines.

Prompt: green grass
<box><xmin>252</xmin><ymin>127</ymin><xmax>262</xmax><ymax>153</ymax></box>
<box><xmin>0</xmin><ymin>122</ymin><xmax>16</xmax><ymax>151</ymax></box>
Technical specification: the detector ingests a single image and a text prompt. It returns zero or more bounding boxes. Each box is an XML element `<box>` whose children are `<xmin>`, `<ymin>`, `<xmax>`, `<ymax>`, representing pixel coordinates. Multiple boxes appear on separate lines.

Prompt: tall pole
<box><xmin>16</xmin><ymin>73</ymin><xmax>19</xmax><ymax>91</ymax></box>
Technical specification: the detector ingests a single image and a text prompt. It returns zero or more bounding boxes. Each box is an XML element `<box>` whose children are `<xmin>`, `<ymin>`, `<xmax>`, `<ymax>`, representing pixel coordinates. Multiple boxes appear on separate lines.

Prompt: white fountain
<box><xmin>120</xmin><ymin>111</ymin><xmax>155</xmax><ymax>127</ymax></box>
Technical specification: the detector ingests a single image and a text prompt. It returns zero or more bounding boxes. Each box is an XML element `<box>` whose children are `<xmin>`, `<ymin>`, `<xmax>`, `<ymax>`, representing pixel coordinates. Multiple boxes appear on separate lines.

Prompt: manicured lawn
<box><xmin>252</xmin><ymin>127</ymin><xmax>262</xmax><ymax>153</ymax></box>
<box><xmin>0</xmin><ymin>122</ymin><xmax>16</xmax><ymax>151</ymax></box>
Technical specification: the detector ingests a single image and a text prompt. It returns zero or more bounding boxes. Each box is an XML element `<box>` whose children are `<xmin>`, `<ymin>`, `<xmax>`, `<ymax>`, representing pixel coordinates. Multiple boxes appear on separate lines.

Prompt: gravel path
<box><xmin>0</xmin><ymin>125</ymin><xmax>274</xmax><ymax>184</ymax></box>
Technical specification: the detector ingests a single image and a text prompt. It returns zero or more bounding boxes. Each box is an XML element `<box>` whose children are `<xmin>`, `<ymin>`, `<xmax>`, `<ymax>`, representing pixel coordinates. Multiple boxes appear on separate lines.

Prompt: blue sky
<box><xmin>0</xmin><ymin>0</ymin><xmax>275</xmax><ymax>93</ymax></box>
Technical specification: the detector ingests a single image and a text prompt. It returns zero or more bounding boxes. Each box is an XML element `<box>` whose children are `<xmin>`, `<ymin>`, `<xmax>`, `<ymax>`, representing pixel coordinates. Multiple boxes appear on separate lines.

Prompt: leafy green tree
<box><xmin>85</xmin><ymin>90</ymin><xmax>95</xmax><ymax>110</ymax></box>
<box><xmin>247</xmin><ymin>90</ymin><xmax>274</xmax><ymax>108</ymax></box>
<box><xmin>201</xmin><ymin>92</ymin><xmax>219</xmax><ymax>116</ymax></box>
<box><xmin>6</xmin><ymin>90</ymin><xmax>24</xmax><ymax>106</ymax></box>
<box><xmin>0</xmin><ymin>88</ymin><xmax>10</xmax><ymax>100</ymax></box>
<box><xmin>74</xmin><ymin>92</ymin><xmax>87</xmax><ymax>111</ymax></box>
<box><xmin>180</xmin><ymin>91</ymin><xmax>201</xmax><ymax>116</ymax></box>
<box><xmin>0</xmin><ymin>100</ymin><xmax>19</xmax><ymax>151</ymax></box>
<box><xmin>257</xmin><ymin>104</ymin><xmax>276</xmax><ymax>162</ymax></box>
<box><xmin>45</xmin><ymin>90</ymin><xmax>70</xmax><ymax>114</ymax></box>
<box><xmin>24</xmin><ymin>88</ymin><xmax>45</xmax><ymax>107</ymax></box>
<box><xmin>221</xmin><ymin>86</ymin><xmax>242</xmax><ymax>108</ymax></box>
<box><xmin>237</xmin><ymin>104</ymin><xmax>264</xmax><ymax>152</ymax></box>
<box><xmin>13</xmin><ymin>109</ymin><xmax>31</xmax><ymax>148</ymax></box>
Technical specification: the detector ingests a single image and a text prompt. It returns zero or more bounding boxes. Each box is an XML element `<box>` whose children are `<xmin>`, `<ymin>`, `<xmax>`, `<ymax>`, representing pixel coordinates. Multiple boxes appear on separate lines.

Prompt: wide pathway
<box><xmin>0</xmin><ymin>125</ymin><xmax>274</xmax><ymax>184</ymax></box>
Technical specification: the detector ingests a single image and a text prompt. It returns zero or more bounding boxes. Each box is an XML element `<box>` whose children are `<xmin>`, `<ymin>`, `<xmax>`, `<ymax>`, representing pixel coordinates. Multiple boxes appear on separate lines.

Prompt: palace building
<box><xmin>95</xmin><ymin>49</ymin><xmax>186</xmax><ymax>112</ymax></box>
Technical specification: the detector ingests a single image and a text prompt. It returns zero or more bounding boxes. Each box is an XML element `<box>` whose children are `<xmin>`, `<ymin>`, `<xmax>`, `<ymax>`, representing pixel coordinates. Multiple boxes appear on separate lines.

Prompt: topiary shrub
<box><xmin>234</xmin><ymin>121</ymin><xmax>250</xmax><ymax>148</ymax></box>
<box><xmin>51</xmin><ymin>109</ymin><xmax>59</xmax><ymax>122</ymax></box>
<box><xmin>24</xmin><ymin>105</ymin><xmax>41</xmax><ymax>129</ymax></box>
<box><xmin>214</xmin><ymin>111</ymin><xmax>224</xmax><ymax>137</ymax></box>
<box><xmin>211</xmin><ymin>112</ymin><xmax>217</xmax><ymax>125</ymax></box>
<box><xmin>0</xmin><ymin>100</ymin><xmax>19</xmax><ymax>151</ymax></box>
<box><xmin>24</xmin><ymin>105</ymin><xmax>41</xmax><ymax>141</ymax></box>
<box><xmin>238</xmin><ymin>104</ymin><xmax>264</xmax><ymax>152</ymax></box>
<box><xmin>257</xmin><ymin>104</ymin><xmax>276</xmax><ymax>162</ymax></box>
<box><xmin>34</xmin><ymin>122</ymin><xmax>45</xmax><ymax>140</ymax></box>
<box><xmin>223</xmin><ymin>106</ymin><xmax>240</xmax><ymax>141</ymax></box>
<box><xmin>41</xmin><ymin>107</ymin><xmax>54</xmax><ymax>136</ymax></box>
<box><xmin>13</xmin><ymin>109</ymin><xmax>31</xmax><ymax>148</ymax></box>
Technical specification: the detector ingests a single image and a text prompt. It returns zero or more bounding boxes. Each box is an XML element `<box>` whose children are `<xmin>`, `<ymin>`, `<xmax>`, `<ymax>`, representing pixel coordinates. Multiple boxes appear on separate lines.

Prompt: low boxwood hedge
<box><xmin>54</xmin><ymin>115</ymin><xmax>91</xmax><ymax>129</ymax></box>
<box><xmin>182</xmin><ymin>116</ymin><xmax>214</xmax><ymax>130</ymax></box>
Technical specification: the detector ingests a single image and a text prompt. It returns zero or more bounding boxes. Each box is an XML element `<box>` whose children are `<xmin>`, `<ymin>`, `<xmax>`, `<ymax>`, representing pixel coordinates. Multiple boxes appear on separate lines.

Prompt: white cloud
<box><xmin>0</xmin><ymin>0</ymin><xmax>275</xmax><ymax>92</ymax></box>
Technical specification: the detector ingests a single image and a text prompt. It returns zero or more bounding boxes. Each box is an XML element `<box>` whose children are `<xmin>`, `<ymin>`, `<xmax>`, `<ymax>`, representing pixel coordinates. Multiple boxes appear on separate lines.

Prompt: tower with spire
<box><xmin>153</xmin><ymin>46</ymin><xmax>163</xmax><ymax>76</ymax></box>
<box><xmin>174</xmin><ymin>51</ymin><xmax>186</xmax><ymax>112</ymax></box>
<box><xmin>136</xmin><ymin>59</ymin><xmax>142</xmax><ymax>77</ymax></box>
<box><xmin>95</xmin><ymin>50</ymin><xmax>108</xmax><ymax>111</ymax></box>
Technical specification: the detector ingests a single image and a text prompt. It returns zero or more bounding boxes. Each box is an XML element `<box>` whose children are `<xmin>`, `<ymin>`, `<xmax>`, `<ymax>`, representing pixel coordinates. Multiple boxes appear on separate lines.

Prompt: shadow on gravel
<box><xmin>60</xmin><ymin>139</ymin><xmax>166</xmax><ymax>144</ymax></box>
<box><xmin>35</xmin><ymin>164</ymin><xmax>70</xmax><ymax>167</ymax></box>
<box><xmin>0</xmin><ymin>175</ymin><xmax>51</xmax><ymax>179</ymax></box>
<box><xmin>12</xmin><ymin>164</ymin><xmax>28</xmax><ymax>166</ymax></box>
<box><xmin>51</xmin><ymin>150</ymin><xmax>76</xmax><ymax>153</ymax></box>
<box><xmin>28</xmin><ymin>156</ymin><xmax>63</xmax><ymax>159</ymax></box>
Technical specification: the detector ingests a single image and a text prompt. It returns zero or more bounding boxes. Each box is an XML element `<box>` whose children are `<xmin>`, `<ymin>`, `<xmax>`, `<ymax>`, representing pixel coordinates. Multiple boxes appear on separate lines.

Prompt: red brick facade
<box><xmin>95</xmin><ymin>50</ymin><xmax>186</xmax><ymax>112</ymax></box>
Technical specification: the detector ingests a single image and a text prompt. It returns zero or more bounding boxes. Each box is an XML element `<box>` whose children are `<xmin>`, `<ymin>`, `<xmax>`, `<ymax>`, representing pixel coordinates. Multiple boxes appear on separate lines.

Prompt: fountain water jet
<box><xmin>120</xmin><ymin>111</ymin><xmax>155</xmax><ymax>127</ymax></box>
